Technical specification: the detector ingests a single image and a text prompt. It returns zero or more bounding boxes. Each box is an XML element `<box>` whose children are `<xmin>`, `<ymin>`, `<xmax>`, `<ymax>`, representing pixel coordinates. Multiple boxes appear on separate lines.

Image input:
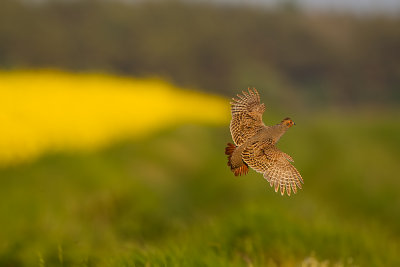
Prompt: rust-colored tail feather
<box><xmin>225</xmin><ymin>143</ymin><xmax>236</xmax><ymax>166</ymax></box>
<box><xmin>225</xmin><ymin>143</ymin><xmax>249</xmax><ymax>176</ymax></box>
<box><xmin>233</xmin><ymin>164</ymin><xmax>249</xmax><ymax>176</ymax></box>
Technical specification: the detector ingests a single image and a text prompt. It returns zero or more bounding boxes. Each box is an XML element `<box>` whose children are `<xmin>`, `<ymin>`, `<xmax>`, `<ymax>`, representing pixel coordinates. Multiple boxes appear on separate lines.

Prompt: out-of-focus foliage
<box><xmin>0</xmin><ymin>117</ymin><xmax>399</xmax><ymax>266</ymax></box>
<box><xmin>0</xmin><ymin>70</ymin><xmax>228</xmax><ymax>166</ymax></box>
<box><xmin>1</xmin><ymin>0</ymin><xmax>399</xmax><ymax>107</ymax></box>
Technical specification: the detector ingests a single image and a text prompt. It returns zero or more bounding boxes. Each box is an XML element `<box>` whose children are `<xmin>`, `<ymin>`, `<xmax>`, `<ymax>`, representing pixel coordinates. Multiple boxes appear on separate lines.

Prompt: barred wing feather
<box><xmin>242</xmin><ymin>142</ymin><xmax>303</xmax><ymax>196</ymax></box>
<box><xmin>230</xmin><ymin>88</ymin><xmax>267</xmax><ymax>146</ymax></box>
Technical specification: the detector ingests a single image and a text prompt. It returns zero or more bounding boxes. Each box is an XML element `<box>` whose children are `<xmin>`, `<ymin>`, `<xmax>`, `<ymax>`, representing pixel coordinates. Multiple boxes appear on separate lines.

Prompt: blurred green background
<box><xmin>1</xmin><ymin>0</ymin><xmax>400</xmax><ymax>266</ymax></box>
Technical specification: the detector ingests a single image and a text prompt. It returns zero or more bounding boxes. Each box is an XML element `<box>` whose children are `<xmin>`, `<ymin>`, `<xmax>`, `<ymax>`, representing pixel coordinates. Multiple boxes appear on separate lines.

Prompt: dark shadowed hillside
<box><xmin>1</xmin><ymin>0</ymin><xmax>399</xmax><ymax>107</ymax></box>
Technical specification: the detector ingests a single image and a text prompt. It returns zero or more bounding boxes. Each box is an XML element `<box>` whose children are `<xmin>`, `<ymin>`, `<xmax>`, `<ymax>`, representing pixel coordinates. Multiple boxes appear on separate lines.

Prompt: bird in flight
<box><xmin>225</xmin><ymin>88</ymin><xmax>303</xmax><ymax>196</ymax></box>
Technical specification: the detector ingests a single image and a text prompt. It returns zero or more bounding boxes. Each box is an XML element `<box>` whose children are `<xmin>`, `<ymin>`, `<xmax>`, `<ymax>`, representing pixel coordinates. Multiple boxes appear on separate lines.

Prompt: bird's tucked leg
<box><xmin>225</xmin><ymin>143</ymin><xmax>249</xmax><ymax>176</ymax></box>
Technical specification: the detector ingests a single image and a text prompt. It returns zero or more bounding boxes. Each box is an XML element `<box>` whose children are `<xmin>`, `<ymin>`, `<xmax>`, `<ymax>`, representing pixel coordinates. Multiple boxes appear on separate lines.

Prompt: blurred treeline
<box><xmin>1</xmin><ymin>0</ymin><xmax>399</xmax><ymax>107</ymax></box>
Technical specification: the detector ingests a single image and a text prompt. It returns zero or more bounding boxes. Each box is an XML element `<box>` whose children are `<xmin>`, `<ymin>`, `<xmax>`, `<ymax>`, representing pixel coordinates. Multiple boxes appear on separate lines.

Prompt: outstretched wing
<box><xmin>230</xmin><ymin>88</ymin><xmax>267</xmax><ymax>146</ymax></box>
<box><xmin>242</xmin><ymin>141</ymin><xmax>303</xmax><ymax>196</ymax></box>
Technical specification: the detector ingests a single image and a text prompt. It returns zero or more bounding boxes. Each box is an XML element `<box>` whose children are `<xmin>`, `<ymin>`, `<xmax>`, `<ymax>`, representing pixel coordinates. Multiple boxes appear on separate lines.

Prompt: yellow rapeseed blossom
<box><xmin>0</xmin><ymin>70</ymin><xmax>229</xmax><ymax>166</ymax></box>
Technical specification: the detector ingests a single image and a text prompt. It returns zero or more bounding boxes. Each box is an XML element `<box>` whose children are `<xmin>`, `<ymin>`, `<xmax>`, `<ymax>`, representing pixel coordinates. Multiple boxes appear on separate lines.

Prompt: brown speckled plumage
<box><xmin>225</xmin><ymin>88</ymin><xmax>303</xmax><ymax>196</ymax></box>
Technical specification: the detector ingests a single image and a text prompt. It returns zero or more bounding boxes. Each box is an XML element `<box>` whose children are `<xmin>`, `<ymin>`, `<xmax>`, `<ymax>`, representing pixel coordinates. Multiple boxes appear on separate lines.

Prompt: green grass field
<box><xmin>1</xmin><ymin>112</ymin><xmax>399</xmax><ymax>266</ymax></box>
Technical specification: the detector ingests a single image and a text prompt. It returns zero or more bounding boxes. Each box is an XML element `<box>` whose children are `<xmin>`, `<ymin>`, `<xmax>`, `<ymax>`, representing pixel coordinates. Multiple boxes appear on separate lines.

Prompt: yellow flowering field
<box><xmin>0</xmin><ymin>70</ymin><xmax>229</xmax><ymax>166</ymax></box>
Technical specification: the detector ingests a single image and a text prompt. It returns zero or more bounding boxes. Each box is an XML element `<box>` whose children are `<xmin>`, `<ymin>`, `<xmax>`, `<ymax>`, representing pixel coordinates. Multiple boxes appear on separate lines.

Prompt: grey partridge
<box><xmin>225</xmin><ymin>88</ymin><xmax>303</xmax><ymax>196</ymax></box>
